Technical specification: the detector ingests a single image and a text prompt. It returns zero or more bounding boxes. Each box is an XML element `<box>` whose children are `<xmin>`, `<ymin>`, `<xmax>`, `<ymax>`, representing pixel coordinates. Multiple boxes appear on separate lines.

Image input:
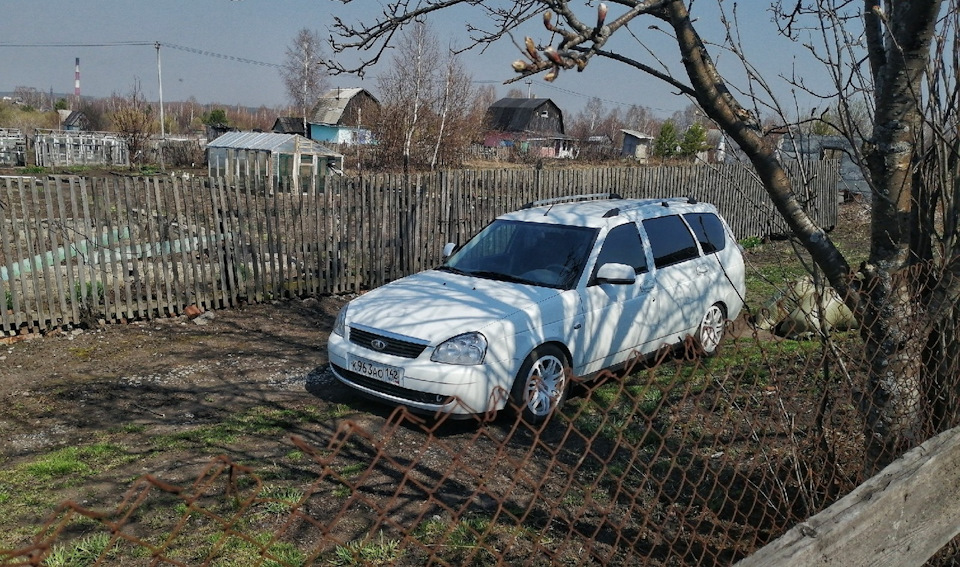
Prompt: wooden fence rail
<box><xmin>0</xmin><ymin>162</ymin><xmax>837</xmax><ymax>333</ymax></box>
<box><xmin>737</xmin><ymin>425</ymin><xmax>960</xmax><ymax>566</ymax></box>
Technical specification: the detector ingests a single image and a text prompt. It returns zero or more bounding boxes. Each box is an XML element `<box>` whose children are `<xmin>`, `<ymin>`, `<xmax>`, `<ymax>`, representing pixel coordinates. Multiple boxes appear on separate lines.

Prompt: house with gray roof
<box><xmin>307</xmin><ymin>88</ymin><xmax>380</xmax><ymax>145</ymax></box>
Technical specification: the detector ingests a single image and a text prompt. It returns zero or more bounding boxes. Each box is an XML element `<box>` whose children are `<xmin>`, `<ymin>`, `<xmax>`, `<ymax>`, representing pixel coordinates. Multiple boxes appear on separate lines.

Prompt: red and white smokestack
<box><xmin>74</xmin><ymin>57</ymin><xmax>80</xmax><ymax>104</ymax></box>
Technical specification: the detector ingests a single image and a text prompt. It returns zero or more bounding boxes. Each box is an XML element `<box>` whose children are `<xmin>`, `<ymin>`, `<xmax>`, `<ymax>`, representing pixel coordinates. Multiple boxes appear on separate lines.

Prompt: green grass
<box><xmin>23</xmin><ymin>443</ymin><xmax>127</xmax><ymax>481</ymax></box>
<box><xmin>44</xmin><ymin>532</ymin><xmax>119</xmax><ymax>567</ymax></box>
<box><xmin>330</xmin><ymin>532</ymin><xmax>402</xmax><ymax>566</ymax></box>
<box><xmin>739</xmin><ymin>235</ymin><xmax>764</xmax><ymax>250</ymax></box>
<box><xmin>202</xmin><ymin>531</ymin><xmax>306</xmax><ymax>567</ymax></box>
<box><xmin>152</xmin><ymin>406</ymin><xmax>324</xmax><ymax>450</ymax></box>
<box><xmin>257</xmin><ymin>485</ymin><xmax>304</xmax><ymax>516</ymax></box>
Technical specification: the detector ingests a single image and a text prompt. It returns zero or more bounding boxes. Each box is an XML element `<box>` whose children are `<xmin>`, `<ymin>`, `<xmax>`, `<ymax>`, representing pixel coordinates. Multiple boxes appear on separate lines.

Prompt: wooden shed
<box><xmin>206</xmin><ymin>131</ymin><xmax>343</xmax><ymax>191</ymax></box>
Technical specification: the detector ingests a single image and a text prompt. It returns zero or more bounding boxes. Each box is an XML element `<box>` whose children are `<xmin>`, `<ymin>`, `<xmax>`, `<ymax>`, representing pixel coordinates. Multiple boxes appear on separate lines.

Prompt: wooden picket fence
<box><xmin>0</xmin><ymin>162</ymin><xmax>837</xmax><ymax>333</ymax></box>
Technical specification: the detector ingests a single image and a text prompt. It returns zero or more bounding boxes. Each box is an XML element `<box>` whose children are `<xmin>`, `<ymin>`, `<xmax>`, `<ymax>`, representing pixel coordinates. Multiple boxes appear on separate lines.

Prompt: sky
<box><xmin>0</xmin><ymin>1</ymin><xmax>830</xmax><ymax>120</ymax></box>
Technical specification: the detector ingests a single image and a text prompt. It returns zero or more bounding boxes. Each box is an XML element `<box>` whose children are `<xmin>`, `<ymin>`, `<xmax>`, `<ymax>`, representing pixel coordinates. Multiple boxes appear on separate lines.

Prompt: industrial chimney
<box><xmin>74</xmin><ymin>57</ymin><xmax>80</xmax><ymax>107</ymax></box>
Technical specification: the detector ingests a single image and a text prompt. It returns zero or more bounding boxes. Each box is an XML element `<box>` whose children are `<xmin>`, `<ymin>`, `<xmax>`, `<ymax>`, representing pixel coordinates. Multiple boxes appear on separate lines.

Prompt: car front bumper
<box><xmin>327</xmin><ymin>333</ymin><xmax>514</xmax><ymax>416</ymax></box>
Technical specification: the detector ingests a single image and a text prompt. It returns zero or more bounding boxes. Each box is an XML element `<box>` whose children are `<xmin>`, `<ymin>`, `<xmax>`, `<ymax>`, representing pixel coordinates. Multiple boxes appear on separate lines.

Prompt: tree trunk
<box><xmin>859</xmin><ymin>0</ymin><xmax>943</xmax><ymax>474</ymax></box>
<box><xmin>663</xmin><ymin>0</ymin><xmax>944</xmax><ymax>474</ymax></box>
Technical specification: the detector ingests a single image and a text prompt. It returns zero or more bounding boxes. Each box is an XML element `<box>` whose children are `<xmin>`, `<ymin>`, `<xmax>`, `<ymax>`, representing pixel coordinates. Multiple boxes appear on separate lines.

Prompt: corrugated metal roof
<box><xmin>207</xmin><ymin>131</ymin><xmax>341</xmax><ymax>156</ymax></box>
<box><xmin>621</xmin><ymin>129</ymin><xmax>654</xmax><ymax>140</ymax></box>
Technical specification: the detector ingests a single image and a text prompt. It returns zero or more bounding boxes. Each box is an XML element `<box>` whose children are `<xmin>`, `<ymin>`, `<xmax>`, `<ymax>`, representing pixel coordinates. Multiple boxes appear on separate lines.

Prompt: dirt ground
<box><xmin>0</xmin><ymin>295</ymin><xmax>359</xmax><ymax>464</ymax></box>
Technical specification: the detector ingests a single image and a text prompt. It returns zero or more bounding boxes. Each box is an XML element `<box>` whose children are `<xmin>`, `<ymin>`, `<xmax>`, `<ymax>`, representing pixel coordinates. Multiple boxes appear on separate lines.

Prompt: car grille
<box><xmin>348</xmin><ymin>327</ymin><xmax>428</xmax><ymax>358</ymax></box>
<box><xmin>332</xmin><ymin>364</ymin><xmax>451</xmax><ymax>406</ymax></box>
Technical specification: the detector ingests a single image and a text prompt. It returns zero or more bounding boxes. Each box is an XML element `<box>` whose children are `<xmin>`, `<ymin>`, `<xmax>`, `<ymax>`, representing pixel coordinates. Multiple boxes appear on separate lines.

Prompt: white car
<box><xmin>327</xmin><ymin>195</ymin><xmax>745</xmax><ymax>423</ymax></box>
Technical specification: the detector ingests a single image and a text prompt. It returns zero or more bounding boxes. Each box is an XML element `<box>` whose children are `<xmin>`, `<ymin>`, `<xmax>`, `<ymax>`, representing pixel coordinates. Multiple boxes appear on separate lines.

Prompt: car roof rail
<box><xmin>658</xmin><ymin>196</ymin><xmax>699</xmax><ymax>207</ymax></box>
<box><xmin>521</xmin><ymin>192</ymin><xmax>623</xmax><ymax>209</ymax></box>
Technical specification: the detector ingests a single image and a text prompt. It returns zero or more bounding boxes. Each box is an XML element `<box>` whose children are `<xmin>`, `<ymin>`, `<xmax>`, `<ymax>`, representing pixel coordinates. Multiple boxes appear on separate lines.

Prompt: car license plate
<box><xmin>349</xmin><ymin>356</ymin><xmax>403</xmax><ymax>386</ymax></box>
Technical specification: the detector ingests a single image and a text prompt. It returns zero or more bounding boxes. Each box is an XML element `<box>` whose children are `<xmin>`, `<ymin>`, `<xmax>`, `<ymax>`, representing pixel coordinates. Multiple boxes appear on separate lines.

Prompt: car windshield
<box><xmin>440</xmin><ymin>220</ymin><xmax>598</xmax><ymax>289</ymax></box>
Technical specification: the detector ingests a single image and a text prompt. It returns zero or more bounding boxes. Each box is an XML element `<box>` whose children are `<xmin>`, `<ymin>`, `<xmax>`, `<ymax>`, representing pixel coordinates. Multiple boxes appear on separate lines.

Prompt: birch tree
<box><xmin>281</xmin><ymin>28</ymin><xmax>329</xmax><ymax>133</ymax></box>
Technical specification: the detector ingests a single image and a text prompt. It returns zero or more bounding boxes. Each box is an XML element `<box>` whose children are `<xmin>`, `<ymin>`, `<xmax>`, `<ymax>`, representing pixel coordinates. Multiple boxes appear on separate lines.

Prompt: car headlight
<box><xmin>332</xmin><ymin>306</ymin><xmax>347</xmax><ymax>337</ymax></box>
<box><xmin>431</xmin><ymin>332</ymin><xmax>487</xmax><ymax>365</ymax></box>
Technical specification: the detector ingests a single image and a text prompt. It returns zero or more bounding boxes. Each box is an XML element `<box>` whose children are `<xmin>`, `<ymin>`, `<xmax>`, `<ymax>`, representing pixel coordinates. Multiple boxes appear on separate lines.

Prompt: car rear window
<box><xmin>642</xmin><ymin>215</ymin><xmax>700</xmax><ymax>268</ymax></box>
<box><xmin>683</xmin><ymin>212</ymin><xmax>727</xmax><ymax>254</ymax></box>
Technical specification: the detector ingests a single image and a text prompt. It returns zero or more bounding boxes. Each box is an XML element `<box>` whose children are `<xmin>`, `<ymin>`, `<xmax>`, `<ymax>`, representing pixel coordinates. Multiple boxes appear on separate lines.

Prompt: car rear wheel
<box><xmin>696</xmin><ymin>303</ymin><xmax>727</xmax><ymax>356</ymax></box>
<box><xmin>510</xmin><ymin>345</ymin><xmax>569</xmax><ymax>424</ymax></box>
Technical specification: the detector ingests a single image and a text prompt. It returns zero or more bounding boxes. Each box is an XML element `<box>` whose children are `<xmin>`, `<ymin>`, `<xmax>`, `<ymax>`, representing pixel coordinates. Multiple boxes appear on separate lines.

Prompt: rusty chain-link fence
<box><xmin>5</xmin><ymin>312</ymin><xmax>959</xmax><ymax>566</ymax></box>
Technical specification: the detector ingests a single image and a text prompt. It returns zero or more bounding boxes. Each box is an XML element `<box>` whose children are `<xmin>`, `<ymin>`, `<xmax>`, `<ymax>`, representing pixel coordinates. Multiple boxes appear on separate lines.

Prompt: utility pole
<box><xmin>155</xmin><ymin>42</ymin><xmax>165</xmax><ymax>170</ymax></box>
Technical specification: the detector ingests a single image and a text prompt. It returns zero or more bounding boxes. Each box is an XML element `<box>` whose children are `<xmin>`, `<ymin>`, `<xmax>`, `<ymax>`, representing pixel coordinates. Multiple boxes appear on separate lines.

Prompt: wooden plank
<box><xmin>184</xmin><ymin>178</ymin><xmax>205</xmax><ymax>309</ymax></box>
<box><xmin>264</xmin><ymin>183</ymin><xmax>279</xmax><ymax>298</ymax></box>
<box><xmin>41</xmin><ymin>177</ymin><xmax>69</xmax><ymax>327</ymax></box>
<box><xmin>88</xmin><ymin>178</ymin><xmax>110</xmax><ymax>321</ymax></box>
<box><xmin>18</xmin><ymin>177</ymin><xmax>44</xmax><ymax>329</ymax></box>
<box><xmin>167</xmin><ymin>177</ymin><xmax>189</xmax><ymax>313</ymax></box>
<box><xmin>295</xmin><ymin>179</ymin><xmax>311</xmax><ymax>295</ymax></box>
<box><xmin>107</xmin><ymin>177</ymin><xmax>134</xmax><ymax>321</ymax></box>
<box><xmin>183</xmin><ymin>177</ymin><xmax>205</xmax><ymax>309</ymax></box>
<box><xmin>204</xmin><ymin>177</ymin><xmax>225</xmax><ymax>308</ymax></box>
<box><xmin>0</xmin><ymin>178</ymin><xmax>21</xmax><ymax>332</ymax></box>
<box><xmin>737</xmin><ymin>426</ymin><xmax>960</xmax><ymax>567</ymax></box>
<box><xmin>151</xmin><ymin>177</ymin><xmax>175</xmax><ymax>316</ymax></box>
<box><xmin>247</xmin><ymin>177</ymin><xmax>267</xmax><ymax>301</ymax></box>
<box><xmin>68</xmin><ymin>178</ymin><xmax>92</xmax><ymax>321</ymax></box>
<box><xmin>96</xmin><ymin>180</ymin><xmax>120</xmax><ymax>321</ymax></box>
<box><xmin>321</xmin><ymin>177</ymin><xmax>334</xmax><ymax>294</ymax></box>
<box><xmin>141</xmin><ymin>177</ymin><xmax>162</xmax><ymax>318</ymax></box>
<box><xmin>225</xmin><ymin>178</ymin><xmax>248</xmax><ymax>302</ymax></box>
<box><xmin>211</xmin><ymin>177</ymin><xmax>235</xmax><ymax>307</ymax></box>
<box><xmin>122</xmin><ymin>176</ymin><xmax>150</xmax><ymax>318</ymax></box>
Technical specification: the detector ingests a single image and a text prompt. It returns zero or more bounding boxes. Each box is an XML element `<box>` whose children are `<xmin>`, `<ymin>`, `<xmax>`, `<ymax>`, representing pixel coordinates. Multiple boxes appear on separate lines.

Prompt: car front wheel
<box><xmin>696</xmin><ymin>303</ymin><xmax>727</xmax><ymax>356</ymax></box>
<box><xmin>510</xmin><ymin>345</ymin><xmax>569</xmax><ymax>424</ymax></box>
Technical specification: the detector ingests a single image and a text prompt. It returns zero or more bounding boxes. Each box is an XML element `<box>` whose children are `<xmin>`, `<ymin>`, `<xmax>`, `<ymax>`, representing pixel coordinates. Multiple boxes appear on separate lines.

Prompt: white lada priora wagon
<box><xmin>328</xmin><ymin>195</ymin><xmax>746</xmax><ymax>423</ymax></box>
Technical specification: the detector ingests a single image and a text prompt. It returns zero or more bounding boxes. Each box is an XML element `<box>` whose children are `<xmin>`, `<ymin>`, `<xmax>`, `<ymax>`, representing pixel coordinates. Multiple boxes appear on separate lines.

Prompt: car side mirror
<box><xmin>442</xmin><ymin>242</ymin><xmax>456</xmax><ymax>258</ymax></box>
<box><xmin>596</xmin><ymin>262</ymin><xmax>636</xmax><ymax>284</ymax></box>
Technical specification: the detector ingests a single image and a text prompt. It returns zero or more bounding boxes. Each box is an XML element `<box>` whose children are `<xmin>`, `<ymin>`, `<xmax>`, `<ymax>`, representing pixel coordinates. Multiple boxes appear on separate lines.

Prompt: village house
<box><xmin>483</xmin><ymin>97</ymin><xmax>574</xmax><ymax>158</ymax></box>
<box><xmin>307</xmin><ymin>88</ymin><xmax>380</xmax><ymax>145</ymax></box>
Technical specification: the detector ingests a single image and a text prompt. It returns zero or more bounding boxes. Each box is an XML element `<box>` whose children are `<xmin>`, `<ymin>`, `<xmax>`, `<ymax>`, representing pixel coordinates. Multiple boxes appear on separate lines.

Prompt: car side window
<box><xmin>683</xmin><ymin>212</ymin><xmax>727</xmax><ymax>254</ymax></box>
<box><xmin>593</xmin><ymin>223</ymin><xmax>648</xmax><ymax>277</ymax></box>
<box><xmin>642</xmin><ymin>215</ymin><xmax>700</xmax><ymax>268</ymax></box>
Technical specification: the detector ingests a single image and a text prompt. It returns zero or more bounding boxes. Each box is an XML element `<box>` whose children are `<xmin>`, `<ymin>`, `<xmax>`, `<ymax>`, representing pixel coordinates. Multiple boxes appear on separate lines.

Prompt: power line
<box><xmin>0</xmin><ymin>40</ymin><xmax>282</xmax><ymax>68</ymax></box>
<box><xmin>159</xmin><ymin>43</ymin><xmax>281</xmax><ymax>68</ymax></box>
<box><xmin>472</xmin><ymin>77</ymin><xmax>677</xmax><ymax>115</ymax></box>
<box><xmin>0</xmin><ymin>41</ymin><xmax>151</xmax><ymax>47</ymax></box>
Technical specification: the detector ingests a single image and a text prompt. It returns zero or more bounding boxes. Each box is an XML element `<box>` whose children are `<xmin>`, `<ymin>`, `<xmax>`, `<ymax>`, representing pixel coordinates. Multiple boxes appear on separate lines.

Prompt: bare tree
<box><xmin>109</xmin><ymin>80</ymin><xmax>155</xmax><ymax>165</ymax></box>
<box><xmin>330</xmin><ymin>0</ymin><xmax>960</xmax><ymax>475</ymax></box>
<box><xmin>568</xmin><ymin>96</ymin><xmax>606</xmax><ymax>139</ymax></box>
<box><xmin>12</xmin><ymin>86</ymin><xmax>44</xmax><ymax>110</ymax></box>
<box><xmin>431</xmin><ymin>50</ymin><xmax>480</xmax><ymax>169</ymax></box>
<box><xmin>374</xmin><ymin>20</ymin><xmax>481</xmax><ymax>171</ymax></box>
<box><xmin>375</xmin><ymin>20</ymin><xmax>440</xmax><ymax>171</ymax></box>
<box><xmin>281</xmin><ymin>28</ymin><xmax>329</xmax><ymax>132</ymax></box>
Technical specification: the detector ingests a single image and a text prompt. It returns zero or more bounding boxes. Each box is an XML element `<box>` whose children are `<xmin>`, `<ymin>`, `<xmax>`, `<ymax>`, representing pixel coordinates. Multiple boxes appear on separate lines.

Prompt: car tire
<box><xmin>510</xmin><ymin>345</ymin><xmax>569</xmax><ymax>425</ymax></box>
<box><xmin>695</xmin><ymin>303</ymin><xmax>727</xmax><ymax>356</ymax></box>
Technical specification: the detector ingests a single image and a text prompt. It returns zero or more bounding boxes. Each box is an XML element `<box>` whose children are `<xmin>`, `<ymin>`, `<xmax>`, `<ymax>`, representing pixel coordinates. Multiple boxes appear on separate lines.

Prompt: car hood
<box><xmin>345</xmin><ymin>270</ymin><xmax>562</xmax><ymax>344</ymax></box>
